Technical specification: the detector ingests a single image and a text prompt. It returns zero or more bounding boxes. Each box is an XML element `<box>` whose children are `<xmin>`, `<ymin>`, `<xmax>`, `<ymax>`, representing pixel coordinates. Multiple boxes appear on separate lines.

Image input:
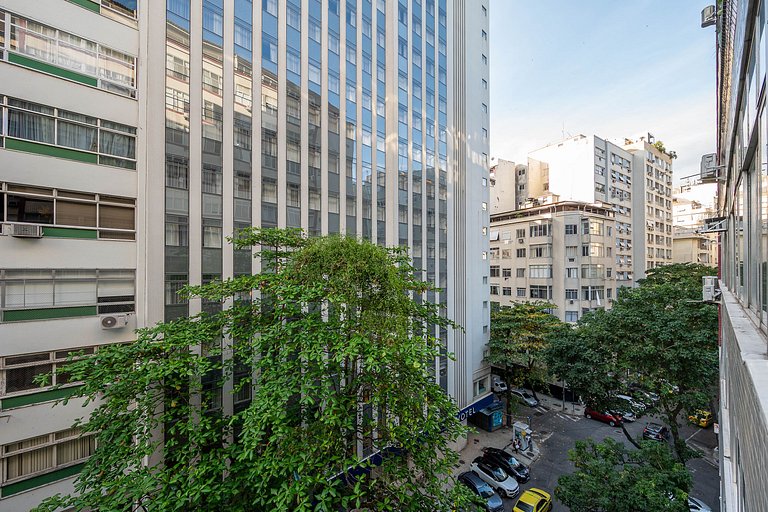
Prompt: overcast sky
<box><xmin>489</xmin><ymin>1</ymin><xmax>716</xmax><ymax>183</ymax></box>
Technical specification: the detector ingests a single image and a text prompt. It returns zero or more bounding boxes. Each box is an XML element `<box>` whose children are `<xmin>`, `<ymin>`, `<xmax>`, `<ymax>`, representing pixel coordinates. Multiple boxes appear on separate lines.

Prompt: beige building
<box><xmin>489</xmin><ymin>201</ymin><xmax>616</xmax><ymax>323</ymax></box>
<box><xmin>672</xmin><ymin>179</ymin><xmax>718</xmax><ymax>266</ymax></box>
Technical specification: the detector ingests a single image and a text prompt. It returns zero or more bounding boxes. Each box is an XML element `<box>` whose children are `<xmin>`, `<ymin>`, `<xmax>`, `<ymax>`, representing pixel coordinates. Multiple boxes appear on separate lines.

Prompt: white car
<box><xmin>470</xmin><ymin>457</ymin><xmax>520</xmax><ymax>498</ymax></box>
<box><xmin>688</xmin><ymin>496</ymin><xmax>712</xmax><ymax>512</ymax></box>
<box><xmin>615</xmin><ymin>394</ymin><xmax>646</xmax><ymax>414</ymax></box>
<box><xmin>492</xmin><ymin>378</ymin><xmax>508</xmax><ymax>393</ymax></box>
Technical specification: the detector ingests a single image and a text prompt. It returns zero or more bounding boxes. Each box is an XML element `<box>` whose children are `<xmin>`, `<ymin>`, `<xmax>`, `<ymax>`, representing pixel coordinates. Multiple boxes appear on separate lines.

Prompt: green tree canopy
<box><xmin>546</xmin><ymin>263</ymin><xmax>718</xmax><ymax>462</ymax></box>
<box><xmin>556</xmin><ymin>438</ymin><xmax>692</xmax><ymax>512</ymax></box>
<box><xmin>35</xmin><ymin>229</ymin><xmax>476</xmax><ymax>512</ymax></box>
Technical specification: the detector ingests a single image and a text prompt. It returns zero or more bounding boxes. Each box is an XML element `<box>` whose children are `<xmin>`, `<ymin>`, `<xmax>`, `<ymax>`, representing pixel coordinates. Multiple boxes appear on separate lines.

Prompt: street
<box><xmin>458</xmin><ymin>396</ymin><xmax>721</xmax><ymax>512</ymax></box>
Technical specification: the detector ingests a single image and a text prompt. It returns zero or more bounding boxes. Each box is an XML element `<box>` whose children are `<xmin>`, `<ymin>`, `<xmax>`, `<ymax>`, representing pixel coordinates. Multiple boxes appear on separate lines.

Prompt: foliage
<box><xmin>555</xmin><ymin>438</ymin><xmax>692</xmax><ymax>512</ymax></box>
<box><xmin>35</xmin><ymin>229</ymin><xmax>477</xmax><ymax>512</ymax></box>
<box><xmin>486</xmin><ymin>301</ymin><xmax>566</xmax><ymax>414</ymax></box>
<box><xmin>546</xmin><ymin>263</ymin><xmax>719</xmax><ymax>462</ymax></box>
<box><xmin>652</xmin><ymin>140</ymin><xmax>677</xmax><ymax>159</ymax></box>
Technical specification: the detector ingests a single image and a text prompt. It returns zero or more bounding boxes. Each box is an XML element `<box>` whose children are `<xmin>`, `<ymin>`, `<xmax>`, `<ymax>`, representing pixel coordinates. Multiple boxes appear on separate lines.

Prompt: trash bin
<box><xmin>469</xmin><ymin>401</ymin><xmax>504</xmax><ymax>432</ymax></box>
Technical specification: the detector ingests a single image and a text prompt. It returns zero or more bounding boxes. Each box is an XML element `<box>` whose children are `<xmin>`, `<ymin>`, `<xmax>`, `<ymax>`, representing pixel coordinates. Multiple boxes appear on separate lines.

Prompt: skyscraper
<box><xmin>0</xmin><ymin>0</ymin><xmax>490</xmax><ymax>506</ymax></box>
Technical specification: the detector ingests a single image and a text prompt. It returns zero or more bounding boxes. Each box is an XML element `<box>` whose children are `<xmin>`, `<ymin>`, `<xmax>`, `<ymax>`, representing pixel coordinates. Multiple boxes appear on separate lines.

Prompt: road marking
<box><xmin>556</xmin><ymin>413</ymin><xmax>581</xmax><ymax>422</ymax></box>
<box><xmin>536</xmin><ymin>406</ymin><xmax>548</xmax><ymax>414</ymax></box>
<box><xmin>685</xmin><ymin>430</ymin><xmax>700</xmax><ymax>443</ymax></box>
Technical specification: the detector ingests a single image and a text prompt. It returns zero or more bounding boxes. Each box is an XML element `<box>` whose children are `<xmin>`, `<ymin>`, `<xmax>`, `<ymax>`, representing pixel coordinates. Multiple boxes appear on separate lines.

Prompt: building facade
<box><xmin>0</xmin><ymin>0</ymin><xmax>490</xmax><ymax>506</ymax></box>
<box><xmin>714</xmin><ymin>0</ymin><xmax>768</xmax><ymax>510</ymax></box>
<box><xmin>525</xmin><ymin>133</ymin><xmax>674</xmax><ymax>285</ymax></box>
<box><xmin>0</xmin><ymin>1</ymin><xmax>140</xmax><ymax>508</ymax></box>
<box><xmin>672</xmin><ymin>179</ymin><xmax>718</xmax><ymax>266</ymax></box>
<box><xmin>489</xmin><ymin>201</ymin><xmax>616</xmax><ymax>324</ymax></box>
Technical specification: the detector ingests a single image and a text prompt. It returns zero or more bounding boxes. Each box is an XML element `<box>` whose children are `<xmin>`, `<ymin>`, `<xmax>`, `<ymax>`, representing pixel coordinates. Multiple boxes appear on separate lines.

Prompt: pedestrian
<box><xmin>513</xmin><ymin>438</ymin><xmax>520</xmax><ymax>453</ymax></box>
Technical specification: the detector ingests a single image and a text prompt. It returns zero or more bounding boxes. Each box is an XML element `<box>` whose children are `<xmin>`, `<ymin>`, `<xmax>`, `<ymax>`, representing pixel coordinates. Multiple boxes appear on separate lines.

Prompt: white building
<box><xmin>490</xmin><ymin>201</ymin><xmax>616</xmax><ymax>324</ymax></box>
<box><xmin>0</xmin><ymin>0</ymin><xmax>491</xmax><ymax>506</ymax></box>
<box><xmin>525</xmin><ymin>132</ymin><xmax>674</xmax><ymax>285</ymax></box>
<box><xmin>672</xmin><ymin>178</ymin><xmax>718</xmax><ymax>266</ymax></box>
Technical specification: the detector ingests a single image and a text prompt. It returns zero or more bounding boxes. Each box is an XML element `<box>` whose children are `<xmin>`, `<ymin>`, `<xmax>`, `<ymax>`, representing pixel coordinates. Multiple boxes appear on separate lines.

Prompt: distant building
<box><xmin>523</xmin><ymin>133</ymin><xmax>674</xmax><ymax>285</ymax></box>
<box><xmin>489</xmin><ymin>201</ymin><xmax>616</xmax><ymax>324</ymax></box>
<box><xmin>672</xmin><ymin>179</ymin><xmax>718</xmax><ymax>266</ymax></box>
<box><xmin>489</xmin><ymin>158</ymin><xmax>529</xmax><ymax>213</ymax></box>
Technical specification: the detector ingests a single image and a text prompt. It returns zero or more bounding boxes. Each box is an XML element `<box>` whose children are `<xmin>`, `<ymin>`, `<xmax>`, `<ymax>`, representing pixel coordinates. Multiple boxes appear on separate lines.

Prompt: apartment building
<box><xmin>0</xmin><ymin>0</ymin><xmax>491</xmax><ymax>505</ymax></box>
<box><xmin>489</xmin><ymin>201</ymin><xmax>616</xmax><ymax>324</ymax></box>
<box><xmin>489</xmin><ymin>158</ymin><xmax>529</xmax><ymax>213</ymax></box>
<box><xmin>623</xmin><ymin>134</ymin><xmax>675</xmax><ymax>275</ymax></box>
<box><xmin>0</xmin><ymin>1</ymin><xmax>139</xmax><ymax>508</ymax></box>
<box><xmin>525</xmin><ymin>133</ymin><xmax>674</xmax><ymax>285</ymax></box>
<box><xmin>713</xmin><ymin>1</ymin><xmax>768</xmax><ymax>510</ymax></box>
<box><xmin>672</xmin><ymin>179</ymin><xmax>718</xmax><ymax>266</ymax></box>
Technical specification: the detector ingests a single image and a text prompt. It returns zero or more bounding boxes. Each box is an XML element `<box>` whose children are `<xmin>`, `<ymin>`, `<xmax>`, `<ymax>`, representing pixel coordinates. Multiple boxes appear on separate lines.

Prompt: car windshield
<box><xmin>506</xmin><ymin>455</ymin><xmax>521</xmax><ymax>467</ymax></box>
<box><xmin>490</xmin><ymin>467</ymin><xmax>506</xmax><ymax>481</ymax></box>
<box><xmin>516</xmin><ymin>502</ymin><xmax>534</xmax><ymax>512</ymax></box>
<box><xmin>478</xmin><ymin>482</ymin><xmax>494</xmax><ymax>498</ymax></box>
<box><xmin>522</xmin><ymin>392</ymin><xmax>534</xmax><ymax>399</ymax></box>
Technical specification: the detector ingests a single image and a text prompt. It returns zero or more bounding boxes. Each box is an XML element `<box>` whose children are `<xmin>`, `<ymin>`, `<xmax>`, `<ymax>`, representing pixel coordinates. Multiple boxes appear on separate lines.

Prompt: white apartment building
<box><xmin>0</xmin><ymin>0</ymin><xmax>491</xmax><ymax>506</ymax></box>
<box><xmin>489</xmin><ymin>158</ymin><xmax>529</xmax><ymax>213</ymax></box>
<box><xmin>525</xmin><ymin>133</ymin><xmax>674</xmax><ymax>285</ymax></box>
<box><xmin>489</xmin><ymin>201</ymin><xmax>616</xmax><ymax>324</ymax></box>
<box><xmin>672</xmin><ymin>179</ymin><xmax>718</xmax><ymax>266</ymax></box>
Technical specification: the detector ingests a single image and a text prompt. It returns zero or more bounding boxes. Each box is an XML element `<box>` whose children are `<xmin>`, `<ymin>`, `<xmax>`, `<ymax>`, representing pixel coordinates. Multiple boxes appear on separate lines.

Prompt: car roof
<box><xmin>459</xmin><ymin>471</ymin><xmax>485</xmax><ymax>486</ymax></box>
<box><xmin>647</xmin><ymin>422</ymin><xmax>663</xmax><ymax>428</ymax></box>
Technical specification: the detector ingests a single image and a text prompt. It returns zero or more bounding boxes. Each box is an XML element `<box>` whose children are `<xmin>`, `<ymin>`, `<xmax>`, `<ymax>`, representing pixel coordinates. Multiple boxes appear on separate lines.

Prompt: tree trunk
<box><xmin>612</xmin><ymin>411</ymin><xmax>642</xmax><ymax>450</ymax></box>
<box><xmin>527</xmin><ymin>360</ymin><xmax>540</xmax><ymax>401</ymax></box>
<box><xmin>664</xmin><ymin>405</ymin><xmax>688</xmax><ymax>463</ymax></box>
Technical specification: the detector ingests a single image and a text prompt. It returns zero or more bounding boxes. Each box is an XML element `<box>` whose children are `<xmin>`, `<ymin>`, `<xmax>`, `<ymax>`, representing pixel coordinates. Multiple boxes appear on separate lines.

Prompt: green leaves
<box><xmin>35</xmin><ymin>231</ymin><xmax>472</xmax><ymax>512</ymax></box>
<box><xmin>556</xmin><ymin>438</ymin><xmax>691</xmax><ymax>512</ymax></box>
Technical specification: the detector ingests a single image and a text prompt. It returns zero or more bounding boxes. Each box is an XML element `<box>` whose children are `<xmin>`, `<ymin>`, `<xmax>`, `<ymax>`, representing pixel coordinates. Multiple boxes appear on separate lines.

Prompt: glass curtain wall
<box><xmin>165</xmin><ymin>0</ymin><xmax>191</xmax><ymax>322</ymax></box>
<box><xmin>234</xmin><ymin>0</ymin><xmax>253</xmax><ymax>275</ymax></box>
<box><xmin>437</xmin><ymin>0</ymin><xmax>448</xmax><ymax>390</ymax></box>
<box><xmin>286</xmin><ymin>0</ymin><xmax>302</xmax><ymax>228</ymax></box>
<box><xmin>261</xmin><ymin>0</ymin><xmax>279</xmax><ymax>228</ymax></box>
<box><xmin>345</xmin><ymin>0</ymin><xmax>358</xmax><ymax>236</ymax></box>
<box><xmin>375</xmin><ymin>0</ymin><xmax>386</xmax><ymax>244</ymax></box>
<box><xmin>328</xmin><ymin>1</ymin><xmax>341</xmax><ymax>234</ymax></box>
<box><xmin>308</xmin><ymin>0</ymin><xmax>322</xmax><ymax>236</ymax></box>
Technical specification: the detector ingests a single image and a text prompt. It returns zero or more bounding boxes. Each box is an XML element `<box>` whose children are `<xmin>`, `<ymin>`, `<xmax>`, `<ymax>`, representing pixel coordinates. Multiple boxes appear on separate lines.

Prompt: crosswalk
<box><xmin>556</xmin><ymin>412</ymin><xmax>582</xmax><ymax>422</ymax></box>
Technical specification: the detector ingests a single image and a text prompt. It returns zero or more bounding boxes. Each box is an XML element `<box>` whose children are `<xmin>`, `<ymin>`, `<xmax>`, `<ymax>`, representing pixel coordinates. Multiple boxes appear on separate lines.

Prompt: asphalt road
<box><xmin>499</xmin><ymin>406</ymin><xmax>721</xmax><ymax>512</ymax></box>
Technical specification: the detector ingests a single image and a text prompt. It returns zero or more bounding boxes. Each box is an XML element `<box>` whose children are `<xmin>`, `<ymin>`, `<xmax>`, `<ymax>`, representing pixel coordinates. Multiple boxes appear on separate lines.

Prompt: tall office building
<box><xmin>0</xmin><ymin>0</ymin><xmax>490</xmax><ymax>506</ymax></box>
<box><xmin>713</xmin><ymin>1</ymin><xmax>768</xmax><ymax>510</ymax></box>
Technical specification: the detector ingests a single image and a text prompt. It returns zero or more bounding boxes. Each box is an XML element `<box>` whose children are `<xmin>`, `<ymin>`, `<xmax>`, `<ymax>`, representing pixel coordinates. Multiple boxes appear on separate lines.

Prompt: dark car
<box><xmin>643</xmin><ymin>422</ymin><xmax>670</xmax><ymax>442</ymax></box>
<box><xmin>458</xmin><ymin>471</ymin><xmax>504</xmax><ymax>512</ymax></box>
<box><xmin>481</xmin><ymin>447</ymin><xmax>531</xmax><ymax>483</ymax></box>
<box><xmin>584</xmin><ymin>407</ymin><xmax>623</xmax><ymax>427</ymax></box>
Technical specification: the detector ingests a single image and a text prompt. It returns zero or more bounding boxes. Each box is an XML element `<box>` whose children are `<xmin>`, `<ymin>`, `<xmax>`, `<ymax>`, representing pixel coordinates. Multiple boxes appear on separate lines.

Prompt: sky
<box><xmin>489</xmin><ymin>1</ymin><xmax>717</xmax><ymax>182</ymax></box>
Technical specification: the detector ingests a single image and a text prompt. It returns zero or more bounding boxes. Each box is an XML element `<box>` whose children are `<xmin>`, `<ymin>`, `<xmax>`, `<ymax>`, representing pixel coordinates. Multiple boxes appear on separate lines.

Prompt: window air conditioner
<box><xmin>101</xmin><ymin>314</ymin><xmax>129</xmax><ymax>330</ymax></box>
<box><xmin>3</xmin><ymin>223</ymin><xmax>44</xmax><ymax>238</ymax></box>
<box><xmin>569</xmin><ymin>299</ymin><xmax>574</xmax><ymax>305</ymax></box>
<box><xmin>518</xmin><ymin>238</ymin><xmax>525</xmax><ymax>244</ymax></box>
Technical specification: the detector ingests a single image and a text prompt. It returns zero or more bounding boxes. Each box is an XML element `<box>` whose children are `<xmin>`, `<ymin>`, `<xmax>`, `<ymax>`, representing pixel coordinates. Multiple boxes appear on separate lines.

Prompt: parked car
<box><xmin>457</xmin><ymin>471</ymin><xmax>505</xmax><ymax>512</ymax></box>
<box><xmin>688</xmin><ymin>409</ymin><xmax>713</xmax><ymax>428</ymax></box>
<box><xmin>688</xmin><ymin>496</ymin><xmax>713</xmax><ymax>512</ymax></box>
<box><xmin>481</xmin><ymin>447</ymin><xmax>530</xmax><ymax>483</ymax></box>
<box><xmin>584</xmin><ymin>407</ymin><xmax>623</xmax><ymax>427</ymax></box>
<box><xmin>513</xmin><ymin>488</ymin><xmax>553</xmax><ymax>512</ymax></box>
<box><xmin>492</xmin><ymin>376</ymin><xmax>508</xmax><ymax>393</ymax></box>
<box><xmin>643</xmin><ymin>422</ymin><xmax>670</xmax><ymax>442</ymax></box>
<box><xmin>615</xmin><ymin>393</ymin><xmax>646</xmax><ymax>415</ymax></box>
<box><xmin>510</xmin><ymin>388</ymin><xmax>539</xmax><ymax>407</ymax></box>
<box><xmin>470</xmin><ymin>457</ymin><xmax>520</xmax><ymax>498</ymax></box>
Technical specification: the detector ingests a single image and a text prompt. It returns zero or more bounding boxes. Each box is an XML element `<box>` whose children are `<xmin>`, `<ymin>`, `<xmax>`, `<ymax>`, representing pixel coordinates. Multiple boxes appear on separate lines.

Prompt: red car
<box><xmin>584</xmin><ymin>407</ymin><xmax>623</xmax><ymax>426</ymax></box>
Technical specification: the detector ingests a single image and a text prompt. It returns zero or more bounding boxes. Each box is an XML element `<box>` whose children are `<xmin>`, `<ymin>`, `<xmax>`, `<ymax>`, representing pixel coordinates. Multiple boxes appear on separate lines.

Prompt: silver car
<box><xmin>688</xmin><ymin>496</ymin><xmax>712</xmax><ymax>512</ymax></box>
<box><xmin>511</xmin><ymin>388</ymin><xmax>539</xmax><ymax>407</ymax></box>
<box><xmin>470</xmin><ymin>457</ymin><xmax>520</xmax><ymax>499</ymax></box>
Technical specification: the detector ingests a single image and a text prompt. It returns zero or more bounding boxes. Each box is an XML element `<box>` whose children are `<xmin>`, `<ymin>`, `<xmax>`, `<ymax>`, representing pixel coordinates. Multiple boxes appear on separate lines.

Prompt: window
<box><xmin>502</xmin><ymin>268</ymin><xmax>512</xmax><ymax>278</ymax></box>
<box><xmin>482</xmin><ymin>103</ymin><xmax>488</xmax><ymax>113</ymax></box>
<box><xmin>566</xmin><ymin>267</ymin><xmax>578</xmax><ymax>278</ymax></box>
<box><xmin>6</xmin><ymin>12</ymin><xmax>137</xmax><ymax>97</ymax></box>
<box><xmin>565</xmin><ymin>289</ymin><xmax>578</xmax><ymax>300</ymax></box>
<box><xmin>565</xmin><ymin>224</ymin><xmax>578</xmax><ymax>235</ymax></box>
<box><xmin>516</xmin><ymin>288</ymin><xmax>526</xmax><ymax>297</ymax></box>
<box><xmin>490</xmin><ymin>285</ymin><xmax>499</xmax><ymax>295</ymax></box>
<box><xmin>565</xmin><ymin>246</ymin><xmax>577</xmax><ymax>258</ymax></box>
<box><xmin>490</xmin><ymin>265</ymin><xmax>500</xmax><ymax>278</ymax></box>
<box><xmin>582</xmin><ymin>243</ymin><xmax>604</xmax><ymax>257</ymax></box>
<box><xmin>530</xmin><ymin>244</ymin><xmax>551</xmax><ymax>258</ymax></box>
<box><xmin>516</xmin><ymin>248</ymin><xmax>526</xmax><ymax>258</ymax></box>
<box><xmin>581</xmin><ymin>264</ymin><xmax>605</xmax><ymax>279</ymax></box>
<box><xmin>581</xmin><ymin>286</ymin><xmax>605</xmax><ymax>302</ymax></box>
<box><xmin>529</xmin><ymin>265</ymin><xmax>552</xmax><ymax>279</ymax></box>
<box><xmin>3</xmin><ymin>97</ymin><xmax>137</xmax><ymax>169</ymax></box>
<box><xmin>1</xmin><ymin>428</ymin><xmax>96</xmax><ymax>486</ymax></box>
<box><xmin>482</xmin><ymin>79</ymin><xmax>487</xmax><ymax>89</ymax></box>
<box><xmin>529</xmin><ymin>223</ymin><xmax>551</xmax><ymax>237</ymax></box>
<box><xmin>1</xmin><ymin>346</ymin><xmax>95</xmax><ymax>396</ymax></box>
<box><xmin>1</xmin><ymin>183</ymin><xmax>136</xmax><ymax>239</ymax></box>
<box><xmin>481</xmin><ymin>30</ymin><xmax>487</xmax><ymax>40</ymax></box>
<box><xmin>516</xmin><ymin>268</ymin><xmax>525</xmax><ymax>278</ymax></box>
<box><xmin>516</xmin><ymin>228</ymin><xmax>526</xmax><ymax>239</ymax></box>
<box><xmin>530</xmin><ymin>285</ymin><xmax>551</xmax><ymax>299</ymax></box>
<box><xmin>582</xmin><ymin>219</ymin><xmax>604</xmax><ymax>236</ymax></box>
<box><xmin>502</xmin><ymin>287</ymin><xmax>512</xmax><ymax>296</ymax></box>
<box><xmin>565</xmin><ymin>311</ymin><xmax>579</xmax><ymax>323</ymax></box>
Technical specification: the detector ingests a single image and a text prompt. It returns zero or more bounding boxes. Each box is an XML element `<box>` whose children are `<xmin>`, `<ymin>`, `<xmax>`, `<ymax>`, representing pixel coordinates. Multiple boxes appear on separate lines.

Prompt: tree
<box><xmin>555</xmin><ymin>438</ymin><xmax>692</xmax><ymax>512</ymax></box>
<box><xmin>35</xmin><ymin>229</ymin><xmax>477</xmax><ymax>512</ymax></box>
<box><xmin>546</xmin><ymin>263</ymin><xmax>718</xmax><ymax>462</ymax></box>
<box><xmin>486</xmin><ymin>301</ymin><xmax>565</xmax><ymax>418</ymax></box>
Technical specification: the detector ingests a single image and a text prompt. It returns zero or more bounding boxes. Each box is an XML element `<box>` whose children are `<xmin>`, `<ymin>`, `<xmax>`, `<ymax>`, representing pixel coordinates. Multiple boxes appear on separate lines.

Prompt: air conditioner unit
<box><xmin>100</xmin><ymin>314</ymin><xmax>129</xmax><ymax>330</ymax></box>
<box><xmin>3</xmin><ymin>223</ymin><xmax>44</xmax><ymax>238</ymax></box>
<box><xmin>569</xmin><ymin>299</ymin><xmax>575</xmax><ymax>305</ymax></box>
<box><xmin>568</xmin><ymin>257</ymin><xmax>575</xmax><ymax>262</ymax></box>
<box><xmin>702</xmin><ymin>276</ymin><xmax>721</xmax><ymax>302</ymax></box>
<box><xmin>518</xmin><ymin>238</ymin><xmax>525</xmax><ymax>244</ymax></box>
